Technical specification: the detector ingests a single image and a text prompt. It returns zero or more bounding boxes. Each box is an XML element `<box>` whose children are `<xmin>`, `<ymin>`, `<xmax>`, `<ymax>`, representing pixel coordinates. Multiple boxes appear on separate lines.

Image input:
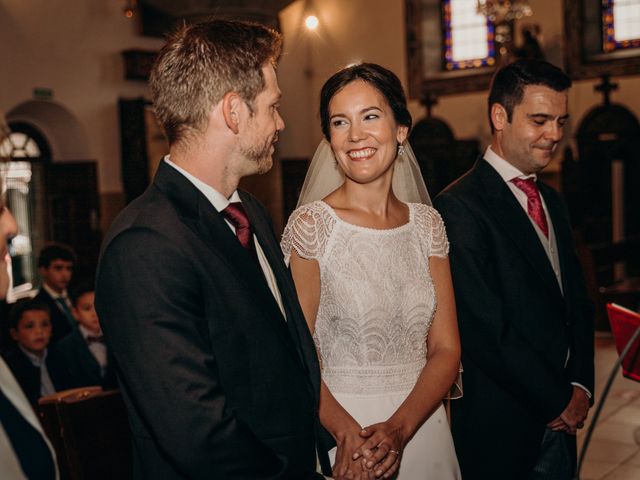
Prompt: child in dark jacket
<box><xmin>57</xmin><ymin>283</ymin><xmax>117</xmax><ymax>389</ymax></box>
<box><xmin>2</xmin><ymin>298</ymin><xmax>71</xmax><ymax>406</ymax></box>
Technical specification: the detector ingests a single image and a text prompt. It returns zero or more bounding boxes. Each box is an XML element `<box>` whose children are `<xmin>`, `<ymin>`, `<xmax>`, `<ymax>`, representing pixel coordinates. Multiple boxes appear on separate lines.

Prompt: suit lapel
<box><xmin>241</xmin><ymin>192</ymin><xmax>322</xmax><ymax>398</ymax></box>
<box><xmin>240</xmin><ymin>192</ymin><xmax>312</xmax><ymax>371</ymax></box>
<box><xmin>539</xmin><ymin>184</ymin><xmax>572</xmax><ymax>299</ymax></box>
<box><xmin>475</xmin><ymin>160</ymin><xmax>564</xmax><ymax>302</ymax></box>
<box><xmin>153</xmin><ymin>163</ymin><xmax>300</xmax><ymax>362</ymax></box>
<box><xmin>195</xmin><ymin>198</ymin><xmax>301</xmax><ymax>356</ymax></box>
<box><xmin>239</xmin><ymin>193</ymin><xmax>285</xmax><ymax>298</ymax></box>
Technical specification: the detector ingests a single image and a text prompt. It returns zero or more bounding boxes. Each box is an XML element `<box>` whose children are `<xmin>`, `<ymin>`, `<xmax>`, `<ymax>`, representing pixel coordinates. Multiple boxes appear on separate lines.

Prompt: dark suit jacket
<box><xmin>95</xmin><ymin>161</ymin><xmax>328</xmax><ymax>480</ymax></box>
<box><xmin>0</xmin><ymin>356</ymin><xmax>58</xmax><ymax>478</ymax></box>
<box><xmin>434</xmin><ymin>159</ymin><xmax>594</xmax><ymax>480</ymax></box>
<box><xmin>57</xmin><ymin>329</ymin><xmax>117</xmax><ymax>390</ymax></box>
<box><xmin>33</xmin><ymin>289</ymin><xmax>74</xmax><ymax>345</ymax></box>
<box><xmin>2</xmin><ymin>345</ymin><xmax>72</xmax><ymax>406</ymax></box>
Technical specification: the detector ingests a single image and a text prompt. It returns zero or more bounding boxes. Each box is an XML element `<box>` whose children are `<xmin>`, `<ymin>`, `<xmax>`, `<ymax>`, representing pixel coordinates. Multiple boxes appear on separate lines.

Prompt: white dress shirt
<box><xmin>483</xmin><ymin>146</ymin><xmax>591</xmax><ymax>398</ymax></box>
<box><xmin>164</xmin><ymin>157</ymin><xmax>286</xmax><ymax>318</ymax></box>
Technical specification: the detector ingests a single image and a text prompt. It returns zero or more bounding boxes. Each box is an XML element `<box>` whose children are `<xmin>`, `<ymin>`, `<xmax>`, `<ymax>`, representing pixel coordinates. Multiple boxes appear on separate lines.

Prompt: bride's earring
<box><xmin>397</xmin><ymin>144</ymin><xmax>405</xmax><ymax>157</ymax></box>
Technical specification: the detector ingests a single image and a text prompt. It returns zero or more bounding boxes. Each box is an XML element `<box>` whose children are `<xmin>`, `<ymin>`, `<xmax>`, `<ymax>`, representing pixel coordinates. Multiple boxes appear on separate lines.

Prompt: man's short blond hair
<box><xmin>150</xmin><ymin>20</ymin><xmax>282</xmax><ymax>146</ymax></box>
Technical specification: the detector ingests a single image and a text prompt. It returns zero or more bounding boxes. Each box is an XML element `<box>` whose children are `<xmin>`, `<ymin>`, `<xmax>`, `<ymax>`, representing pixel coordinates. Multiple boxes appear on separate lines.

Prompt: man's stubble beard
<box><xmin>242</xmin><ymin>135</ymin><xmax>276</xmax><ymax>176</ymax></box>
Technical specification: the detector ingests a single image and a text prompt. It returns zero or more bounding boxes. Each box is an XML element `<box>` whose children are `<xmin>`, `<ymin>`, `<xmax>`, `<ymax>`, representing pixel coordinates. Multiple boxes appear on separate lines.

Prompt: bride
<box><xmin>281</xmin><ymin>63</ymin><xmax>462</xmax><ymax>479</ymax></box>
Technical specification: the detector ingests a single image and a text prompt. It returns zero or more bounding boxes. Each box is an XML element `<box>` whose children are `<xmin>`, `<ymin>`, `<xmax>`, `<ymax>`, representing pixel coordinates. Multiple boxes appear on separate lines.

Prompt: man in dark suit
<box><xmin>434</xmin><ymin>60</ymin><xmax>594</xmax><ymax>479</ymax></box>
<box><xmin>95</xmin><ymin>20</ymin><xmax>329</xmax><ymax>480</ymax></box>
<box><xmin>33</xmin><ymin>243</ymin><xmax>76</xmax><ymax>344</ymax></box>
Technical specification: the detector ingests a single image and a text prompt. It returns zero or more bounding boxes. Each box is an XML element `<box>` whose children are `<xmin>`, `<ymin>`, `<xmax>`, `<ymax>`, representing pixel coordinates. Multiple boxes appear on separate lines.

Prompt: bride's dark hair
<box><xmin>319</xmin><ymin>63</ymin><xmax>412</xmax><ymax>141</ymax></box>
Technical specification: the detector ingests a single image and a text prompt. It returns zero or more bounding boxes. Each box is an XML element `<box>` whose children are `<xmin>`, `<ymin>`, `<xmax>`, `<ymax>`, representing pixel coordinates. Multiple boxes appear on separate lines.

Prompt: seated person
<box><xmin>34</xmin><ymin>243</ymin><xmax>76</xmax><ymax>344</ymax></box>
<box><xmin>2</xmin><ymin>299</ymin><xmax>71</xmax><ymax>406</ymax></box>
<box><xmin>58</xmin><ymin>282</ymin><xmax>117</xmax><ymax>389</ymax></box>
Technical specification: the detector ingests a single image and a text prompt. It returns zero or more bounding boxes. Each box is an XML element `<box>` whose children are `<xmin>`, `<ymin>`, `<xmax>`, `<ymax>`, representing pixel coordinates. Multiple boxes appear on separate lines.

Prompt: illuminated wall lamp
<box><xmin>305</xmin><ymin>14</ymin><xmax>319</xmax><ymax>30</ymax></box>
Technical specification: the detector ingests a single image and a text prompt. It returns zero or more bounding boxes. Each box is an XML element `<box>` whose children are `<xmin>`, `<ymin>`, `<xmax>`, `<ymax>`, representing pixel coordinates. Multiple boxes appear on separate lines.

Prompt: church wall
<box><xmin>278</xmin><ymin>0</ymin><xmax>640</xmax><ymax>180</ymax></box>
<box><xmin>278</xmin><ymin>0</ymin><xmax>410</xmax><ymax>156</ymax></box>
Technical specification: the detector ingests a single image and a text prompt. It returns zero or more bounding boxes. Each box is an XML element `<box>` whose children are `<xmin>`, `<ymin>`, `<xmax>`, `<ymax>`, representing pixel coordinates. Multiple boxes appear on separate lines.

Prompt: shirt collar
<box><xmin>42</xmin><ymin>283</ymin><xmax>67</xmax><ymax>301</ymax></box>
<box><xmin>164</xmin><ymin>155</ymin><xmax>241</xmax><ymax>211</ymax></box>
<box><xmin>483</xmin><ymin>146</ymin><xmax>537</xmax><ymax>183</ymax></box>
<box><xmin>18</xmin><ymin>345</ymin><xmax>47</xmax><ymax>367</ymax></box>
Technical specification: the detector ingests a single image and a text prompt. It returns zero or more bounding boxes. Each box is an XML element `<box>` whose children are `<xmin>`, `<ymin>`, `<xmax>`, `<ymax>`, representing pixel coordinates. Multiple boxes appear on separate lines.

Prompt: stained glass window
<box><xmin>603</xmin><ymin>0</ymin><xmax>640</xmax><ymax>52</ymax></box>
<box><xmin>443</xmin><ymin>0</ymin><xmax>495</xmax><ymax>70</ymax></box>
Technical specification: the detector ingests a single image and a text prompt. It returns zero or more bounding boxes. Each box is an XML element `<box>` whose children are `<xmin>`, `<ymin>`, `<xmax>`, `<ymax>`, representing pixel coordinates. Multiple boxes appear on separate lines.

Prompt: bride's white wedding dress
<box><xmin>282</xmin><ymin>200</ymin><xmax>461</xmax><ymax>479</ymax></box>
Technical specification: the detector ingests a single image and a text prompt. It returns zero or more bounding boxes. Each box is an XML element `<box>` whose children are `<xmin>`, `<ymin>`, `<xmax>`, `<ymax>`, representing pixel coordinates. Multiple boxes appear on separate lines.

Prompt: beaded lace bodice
<box><xmin>282</xmin><ymin>201</ymin><xmax>449</xmax><ymax>396</ymax></box>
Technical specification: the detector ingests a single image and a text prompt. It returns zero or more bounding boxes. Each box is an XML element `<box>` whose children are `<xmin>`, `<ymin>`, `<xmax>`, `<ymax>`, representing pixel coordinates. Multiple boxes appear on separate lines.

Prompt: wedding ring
<box><xmin>388</xmin><ymin>449</ymin><xmax>400</xmax><ymax>456</ymax></box>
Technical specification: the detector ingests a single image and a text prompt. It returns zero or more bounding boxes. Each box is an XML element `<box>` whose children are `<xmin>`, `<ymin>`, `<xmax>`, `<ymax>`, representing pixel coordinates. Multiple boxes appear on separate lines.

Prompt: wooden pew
<box><xmin>38</xmin><ymin>387</ymin><xmax>132</xmax><ymax>480</ymax></box>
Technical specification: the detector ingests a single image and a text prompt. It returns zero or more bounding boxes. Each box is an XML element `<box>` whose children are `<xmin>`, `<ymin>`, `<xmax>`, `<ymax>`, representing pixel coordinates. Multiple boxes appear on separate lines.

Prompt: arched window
<box><xmin>0</xmin><ymin>122</ymin><xmax>49</xmax><ymax>298</ymax></box>
<box><xmin>0</xmin><ymin>122</ymin><xmax>51</xmax><ymax>162</ymax></box>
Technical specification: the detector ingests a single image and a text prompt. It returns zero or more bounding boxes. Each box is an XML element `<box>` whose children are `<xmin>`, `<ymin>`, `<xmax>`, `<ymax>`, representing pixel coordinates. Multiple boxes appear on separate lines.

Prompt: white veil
<box><xmin>296</xmin><ymin>139</ymin><xmax>431</xmax><ymax>208</ymax></box>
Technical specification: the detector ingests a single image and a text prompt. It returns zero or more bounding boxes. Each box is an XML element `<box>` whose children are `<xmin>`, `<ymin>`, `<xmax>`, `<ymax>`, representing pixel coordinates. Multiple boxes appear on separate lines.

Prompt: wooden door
<box><xmin>44</xmin><ymin>162</ymin><xmax>101</xmax><ymax>283</ymax></box>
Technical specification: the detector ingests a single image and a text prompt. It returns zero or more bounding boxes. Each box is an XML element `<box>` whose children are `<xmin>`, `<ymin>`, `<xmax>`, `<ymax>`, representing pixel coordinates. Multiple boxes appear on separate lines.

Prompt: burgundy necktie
<box><xmin>511</xmin><ymin>177</ymin><xmax>549</xmax><ymax>237</ymax></box>
<box><xmin>221</xmin><ymin>202</ymin><xmax>260</xmax><ymax>264</ymax></box>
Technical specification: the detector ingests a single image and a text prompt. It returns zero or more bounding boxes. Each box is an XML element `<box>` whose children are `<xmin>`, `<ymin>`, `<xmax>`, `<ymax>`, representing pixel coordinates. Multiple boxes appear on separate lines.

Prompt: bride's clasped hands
<box><xmin>332</xmin><ymin>421</ymin><xmax>405</xmax><ymax>480</ymax></box>
<box><xmin>353</xmin><ymin>421</ymin><xmax>407</xmax><ymax>479</ymax></box>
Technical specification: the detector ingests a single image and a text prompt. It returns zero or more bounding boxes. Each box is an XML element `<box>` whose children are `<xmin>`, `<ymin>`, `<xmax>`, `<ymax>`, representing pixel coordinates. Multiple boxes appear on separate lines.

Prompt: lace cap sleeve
<box><xmin>281</xmin><ymin>202</ymin><xmax>335</xmax><ymax>265</ymax></box>
<box><xmin>415</xmin><ymin>204</ymin><xmax>450</xmax><ymax>258</ymax></box>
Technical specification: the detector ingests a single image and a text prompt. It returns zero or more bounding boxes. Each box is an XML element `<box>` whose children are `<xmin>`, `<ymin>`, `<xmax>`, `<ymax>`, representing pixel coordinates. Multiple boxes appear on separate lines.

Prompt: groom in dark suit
<box><xmin>434</xmin><ymin>60</ymin><xmax>594</xmax><ymax>479</ymax></box>
<box><xmin>95</xmin><ymin>20</ymin><xmax>329</xmax><ymax>479</ymax></box>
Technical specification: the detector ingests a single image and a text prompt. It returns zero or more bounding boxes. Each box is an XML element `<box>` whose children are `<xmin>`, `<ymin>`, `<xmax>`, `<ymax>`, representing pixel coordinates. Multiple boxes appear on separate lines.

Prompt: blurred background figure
<box><xmin>2</xmin><ymin>299</ymin><xmax>72</xmax><ymax>406</ymax></box>
<box><xmin>0</xmin><ymin>113</ymin><xmax>58</xmax><ymax>480</ymax></box>
<box><xmin>33</xmin><ymin>244</ymin><xmax>77</xmax><ymax>345</ymax></box>
<box><xmin>58</xmin><ymin>281</ymin><xmax>117</xmax><ymax>389</ymax></box>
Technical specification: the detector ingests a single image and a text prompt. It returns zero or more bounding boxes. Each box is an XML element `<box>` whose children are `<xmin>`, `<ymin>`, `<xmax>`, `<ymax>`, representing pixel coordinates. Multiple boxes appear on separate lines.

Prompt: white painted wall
<box><xmin>0</xmin><ymin>0</ymin><xmax>163</xmax><ymax>193</ymax></box>
<box><xmin>278</xmin><ymin>0</ymin><xmax>410</xmax><ymax>157</ymax></box>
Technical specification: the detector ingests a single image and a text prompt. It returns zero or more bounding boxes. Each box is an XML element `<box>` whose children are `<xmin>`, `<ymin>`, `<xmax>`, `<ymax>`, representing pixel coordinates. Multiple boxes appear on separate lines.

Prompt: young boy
<box><xmin>2</xmin><ymin>298</ymin><xmax>71</xmax><ymax>406</ymax></box>
<box><xmin>34</xmin><ymin>243</ymin><xmax>77</xmax><ymax>344</ymax></box>
<box><xmin>57</xmin><ymin>283</ymin><xmax>117</xmax><ymax>389</ymax></box>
